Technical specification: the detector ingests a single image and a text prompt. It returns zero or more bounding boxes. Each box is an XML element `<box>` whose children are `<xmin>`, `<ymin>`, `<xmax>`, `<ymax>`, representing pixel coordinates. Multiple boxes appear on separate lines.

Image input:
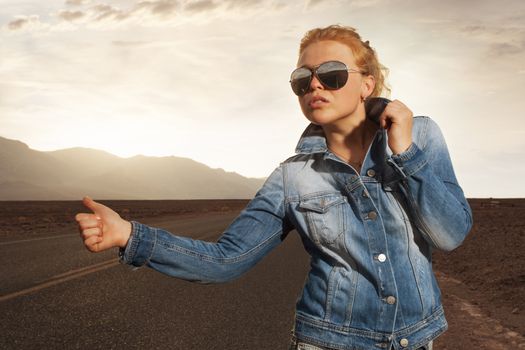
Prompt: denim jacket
<box><xmin>119</xmin><ymin>115</ymin><xmax>473</xmax><ymax>350</ymax></box>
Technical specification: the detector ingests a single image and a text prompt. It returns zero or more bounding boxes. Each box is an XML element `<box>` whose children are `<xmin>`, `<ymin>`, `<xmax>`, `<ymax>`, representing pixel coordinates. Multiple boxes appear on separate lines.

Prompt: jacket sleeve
<box><xmin>386</xmin><ymin>116</ymin><xmax>473</xmax><ymax>251</ymax></box>
<box><xmin>118</xmin><ymin>164</ymin><xmax>293</xmax><ymax>284</ymax></box>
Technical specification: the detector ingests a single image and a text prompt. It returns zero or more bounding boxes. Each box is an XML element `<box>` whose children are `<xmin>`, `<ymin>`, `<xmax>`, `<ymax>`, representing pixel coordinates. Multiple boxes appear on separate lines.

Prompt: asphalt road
<box><xmin>0</xmin><ymin>212</ymin><xmax>310</xmax><ymax>349</ymax></box>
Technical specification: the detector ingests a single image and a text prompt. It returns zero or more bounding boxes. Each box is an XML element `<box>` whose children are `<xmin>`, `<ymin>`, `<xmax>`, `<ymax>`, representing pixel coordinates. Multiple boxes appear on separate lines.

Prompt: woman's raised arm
<box><xmin>386</xmin><ymin>116</ymin><xmax>473</xmax><ymax>251</ymax></box>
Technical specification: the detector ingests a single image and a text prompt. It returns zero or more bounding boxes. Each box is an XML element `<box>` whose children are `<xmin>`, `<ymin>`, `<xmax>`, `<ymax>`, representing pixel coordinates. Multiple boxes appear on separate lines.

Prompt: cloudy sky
<box><xmin>1</xmin><ymin>0</ymin><xmax>524</xmax><ymax>198</ymax></box>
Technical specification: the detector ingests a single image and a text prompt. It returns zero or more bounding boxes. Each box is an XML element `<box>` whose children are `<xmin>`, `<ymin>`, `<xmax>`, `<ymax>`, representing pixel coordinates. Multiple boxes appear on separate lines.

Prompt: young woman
<box><xmin>76</xmin><ymin>25</ymin><xmax>473</xmax><ymax>350</ymax></box>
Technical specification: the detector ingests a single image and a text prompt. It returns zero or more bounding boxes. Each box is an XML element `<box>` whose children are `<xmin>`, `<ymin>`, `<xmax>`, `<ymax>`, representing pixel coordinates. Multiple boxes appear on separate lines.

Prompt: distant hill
<box><xmin>0</xmin><ymin>136</ymin><xmax>267</xmax><ymax>200</ymax></box>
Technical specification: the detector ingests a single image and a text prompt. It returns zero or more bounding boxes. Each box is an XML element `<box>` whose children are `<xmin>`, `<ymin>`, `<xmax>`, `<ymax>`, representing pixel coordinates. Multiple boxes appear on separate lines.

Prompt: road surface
<box><xmin>1</xmin><ymin>212</ymin><xmax>310</xmax><ymax>349</ymax></box>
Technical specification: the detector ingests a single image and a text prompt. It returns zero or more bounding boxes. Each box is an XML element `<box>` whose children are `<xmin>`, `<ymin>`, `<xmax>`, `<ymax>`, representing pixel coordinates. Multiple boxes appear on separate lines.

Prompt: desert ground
<box><xmin>0</xmin><ymin>198</ymin><xmax>523</xmax><ymax>349</ymax></box>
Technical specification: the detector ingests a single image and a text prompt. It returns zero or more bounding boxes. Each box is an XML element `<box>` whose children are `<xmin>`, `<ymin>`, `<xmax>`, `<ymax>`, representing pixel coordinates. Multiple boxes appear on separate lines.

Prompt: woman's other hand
<box><xmin>379</xmin><ymin>99</ymin><xmax>413</xmax><ymax>155</ymax></box>
<box><xmin>75</xmin><ymin>196</ymin><xmax>132</xmax><ymax>252</ymax></box>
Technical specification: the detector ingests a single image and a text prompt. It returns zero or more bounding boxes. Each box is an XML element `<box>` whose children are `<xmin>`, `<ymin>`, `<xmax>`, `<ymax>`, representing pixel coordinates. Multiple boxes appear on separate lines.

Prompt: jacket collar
<box><xmin>294</xmin><ymin>122</ymin><xmax>386</xmax><ymax>155</ymax></box>
<box><xmin>294</xmin><ymin>122</ymin><xmax>404</xmax><ymax>187</ymax></box>
<box><xmin>294</xmin><ymin>123</ymin><xmax>329</xmax><ymax>154</ymax></box>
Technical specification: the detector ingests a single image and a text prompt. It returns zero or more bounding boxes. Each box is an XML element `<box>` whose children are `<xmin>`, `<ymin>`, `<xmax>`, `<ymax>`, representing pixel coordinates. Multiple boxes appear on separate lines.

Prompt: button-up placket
<box><xmin>355</xmin><ymin>178</ymin><xmax>400</xmax><ymax>331</ymax></box>
<box><xmin>320</xmin><ymin>128</ymin><xmax>401</xmax><ymax>334</ymax></box>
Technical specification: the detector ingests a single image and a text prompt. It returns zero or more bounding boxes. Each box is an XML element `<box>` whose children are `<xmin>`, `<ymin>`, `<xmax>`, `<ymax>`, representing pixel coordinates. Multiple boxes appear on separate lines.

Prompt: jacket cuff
<box><xmin>118</xmin><ymin>220</ymin><xmax>156</xmax><ymax>267</ymax></box>
<box><xmin>388</xmin><ymin>142</ymin><xmax>428</xmax><ymax>177</ymax></box>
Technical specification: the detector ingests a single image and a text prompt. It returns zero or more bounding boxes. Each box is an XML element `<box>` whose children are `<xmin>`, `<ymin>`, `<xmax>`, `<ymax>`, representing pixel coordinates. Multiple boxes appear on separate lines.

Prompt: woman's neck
<box><xmin>323</xmin><ymin>115</ymin><xmax>379</xmax><ymax>165</ymax></box>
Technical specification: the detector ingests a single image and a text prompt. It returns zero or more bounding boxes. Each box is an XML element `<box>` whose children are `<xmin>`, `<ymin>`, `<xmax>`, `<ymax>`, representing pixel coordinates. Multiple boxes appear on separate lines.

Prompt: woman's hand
<box><xmin>75</xmin><ymin>196</ymin><xmax>132</xmax><ymax>252</ymax></box>
<box><xmin>379</xmin><ymin>99</ymin><xmax>413</xmax><ymax>155</ymax></box>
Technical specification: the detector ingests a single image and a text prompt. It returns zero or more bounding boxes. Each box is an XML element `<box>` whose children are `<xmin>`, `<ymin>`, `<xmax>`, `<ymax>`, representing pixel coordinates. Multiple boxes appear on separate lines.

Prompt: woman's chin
<box><xmin>305</xmin><ymin>112</ymin><xmax>341</xmax><ymax>126</ymax></box>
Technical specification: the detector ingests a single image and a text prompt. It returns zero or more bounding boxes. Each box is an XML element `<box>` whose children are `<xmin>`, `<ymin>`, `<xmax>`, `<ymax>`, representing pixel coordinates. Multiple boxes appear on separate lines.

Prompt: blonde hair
<box><xmin>299</xmin><ymin>24</ymin><xmax>391</xmax><ymax>98</ymax></box>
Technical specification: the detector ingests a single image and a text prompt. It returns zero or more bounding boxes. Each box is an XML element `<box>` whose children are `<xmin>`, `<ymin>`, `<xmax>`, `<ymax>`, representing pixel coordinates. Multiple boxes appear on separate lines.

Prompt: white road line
<box><xmin>0</xmin><ymin>259</ymin><xmax>119</xmax><ymax>302</ymax></box>
<box><xmin>0</xmin><ymin>228</ymin><xmax>224</xmax><ymax>302</ymax></box>
<box><xmin>0</xmin><ymin>233</ymin><xmax>75</xmax><ymax>246</ymax></box>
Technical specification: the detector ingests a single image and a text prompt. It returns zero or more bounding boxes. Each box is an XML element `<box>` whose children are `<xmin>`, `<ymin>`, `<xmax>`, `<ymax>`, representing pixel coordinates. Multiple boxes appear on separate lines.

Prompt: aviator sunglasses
<box><xmin>289</xmin><ymin>60</ymin><xmax>362</xmax><ymax>97</ymax></box>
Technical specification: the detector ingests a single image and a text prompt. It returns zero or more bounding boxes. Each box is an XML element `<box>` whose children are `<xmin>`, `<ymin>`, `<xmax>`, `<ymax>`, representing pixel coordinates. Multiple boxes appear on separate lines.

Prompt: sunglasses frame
<box><xmin>289</xmin><ymin>60</ymin><xmax>363</xmax><ymax>96</ymax></box>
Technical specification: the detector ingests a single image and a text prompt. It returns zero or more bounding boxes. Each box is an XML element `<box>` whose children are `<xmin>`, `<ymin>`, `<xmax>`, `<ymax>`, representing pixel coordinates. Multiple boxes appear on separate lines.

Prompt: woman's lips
<box><xmin>309</xmin><ymin>96</ymin><xmax>329</xmax><ymax>109</ymax></box>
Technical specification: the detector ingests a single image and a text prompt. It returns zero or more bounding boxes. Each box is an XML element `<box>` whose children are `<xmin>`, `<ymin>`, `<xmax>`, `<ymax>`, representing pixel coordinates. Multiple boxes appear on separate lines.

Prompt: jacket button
<box><xmin>399</xmin><ymin>338</ymin><xmax>409</xmax><ymax>347</ymax></box>
<box><xmin>367</xmin><ymin>168</ymin><xmax>376</xmax><ymax>177</ymax></box>
<box><xmin>386</xmin><ymin>296</ymin><xmax>396</xmax><ymax>305</ymax></box>
<box><xmin>368</xmin><ymin>211</ymin><xmax>377</xmax><ymax>220</ymax></box>
<box><xmin>377</xmin><ymin>253</ymin><xmax>386</xmax><ymax>262</ymax></box>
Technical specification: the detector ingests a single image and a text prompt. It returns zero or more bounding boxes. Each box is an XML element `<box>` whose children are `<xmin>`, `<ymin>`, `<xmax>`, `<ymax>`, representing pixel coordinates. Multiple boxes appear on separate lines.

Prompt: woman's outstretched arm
<box><xmin>76</xmin><ymin>165</ymin><xmax>293</xmax><ymax>284</ymax></box>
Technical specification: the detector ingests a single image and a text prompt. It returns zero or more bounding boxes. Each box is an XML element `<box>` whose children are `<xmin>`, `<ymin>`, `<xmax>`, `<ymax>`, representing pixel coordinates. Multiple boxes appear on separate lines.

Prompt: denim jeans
<box><xmin>289</xmin><ymin>335</ymin><xmax>433</xmax><ymax>350</ymax></box>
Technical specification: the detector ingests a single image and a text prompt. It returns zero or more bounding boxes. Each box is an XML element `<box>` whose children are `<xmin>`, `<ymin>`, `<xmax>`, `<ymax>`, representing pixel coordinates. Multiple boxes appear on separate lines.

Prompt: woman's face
<box><xmin>295</xmin><ymin>40</ymin><xmax>369</xmax><ymax>127</ymax></box>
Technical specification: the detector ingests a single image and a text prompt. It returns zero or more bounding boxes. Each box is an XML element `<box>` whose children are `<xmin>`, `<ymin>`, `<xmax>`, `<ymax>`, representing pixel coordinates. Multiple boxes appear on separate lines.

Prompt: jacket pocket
<box><xmin>299</xmin><ymin>193</ymin><xmax>346</xmax><ymax>245</ymax></box>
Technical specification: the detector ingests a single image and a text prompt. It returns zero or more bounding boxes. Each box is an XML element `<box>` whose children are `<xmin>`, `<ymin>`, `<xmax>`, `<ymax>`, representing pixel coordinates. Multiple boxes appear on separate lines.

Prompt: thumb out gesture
<box><xmin>75</xmin><ymin>196</ymin><xmax>132</xmax><ymax>252</ymax></box>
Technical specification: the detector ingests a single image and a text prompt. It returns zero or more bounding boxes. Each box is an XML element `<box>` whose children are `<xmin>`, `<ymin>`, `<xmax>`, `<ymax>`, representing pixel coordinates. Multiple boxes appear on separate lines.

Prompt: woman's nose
<box><xmin>309</xmin><ymin>74</ymin><xmax>324</xmax><ymax>92</ymax></box>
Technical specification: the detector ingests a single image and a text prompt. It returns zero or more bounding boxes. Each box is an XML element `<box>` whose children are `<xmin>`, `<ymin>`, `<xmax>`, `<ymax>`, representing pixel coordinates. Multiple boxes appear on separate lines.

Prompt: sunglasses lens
<box><xmin>290</xmin><ymin>68</ymin><xmax>312</xmax><ymax>96</ymax></box>
<box><xmin>317</xmin><ymin>61</ymin><xmax>348</xmax><ymax>89</ymax></box>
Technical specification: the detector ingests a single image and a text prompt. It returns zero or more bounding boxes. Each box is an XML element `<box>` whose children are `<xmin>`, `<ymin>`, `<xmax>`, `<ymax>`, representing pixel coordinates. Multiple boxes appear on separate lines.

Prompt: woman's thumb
<box><xmin>82</xmin><ymin>196</ymin><xmax>102</xmax><ymax>215</ymax></box>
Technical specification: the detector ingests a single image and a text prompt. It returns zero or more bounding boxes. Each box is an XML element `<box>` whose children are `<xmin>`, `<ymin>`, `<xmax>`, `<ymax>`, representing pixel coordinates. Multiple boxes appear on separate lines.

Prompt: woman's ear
<box><xmin>361</xmin><ymin>74</ymin><xmax>375</xmax><ymax>101</ymax></box>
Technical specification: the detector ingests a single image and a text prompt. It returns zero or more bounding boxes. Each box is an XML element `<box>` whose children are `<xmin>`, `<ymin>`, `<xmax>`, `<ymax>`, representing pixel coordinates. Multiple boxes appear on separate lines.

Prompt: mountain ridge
<box><xmin>0</xmin><ymin>136</ymin><xmax>267</xmax><ymax>200</ymax></box>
